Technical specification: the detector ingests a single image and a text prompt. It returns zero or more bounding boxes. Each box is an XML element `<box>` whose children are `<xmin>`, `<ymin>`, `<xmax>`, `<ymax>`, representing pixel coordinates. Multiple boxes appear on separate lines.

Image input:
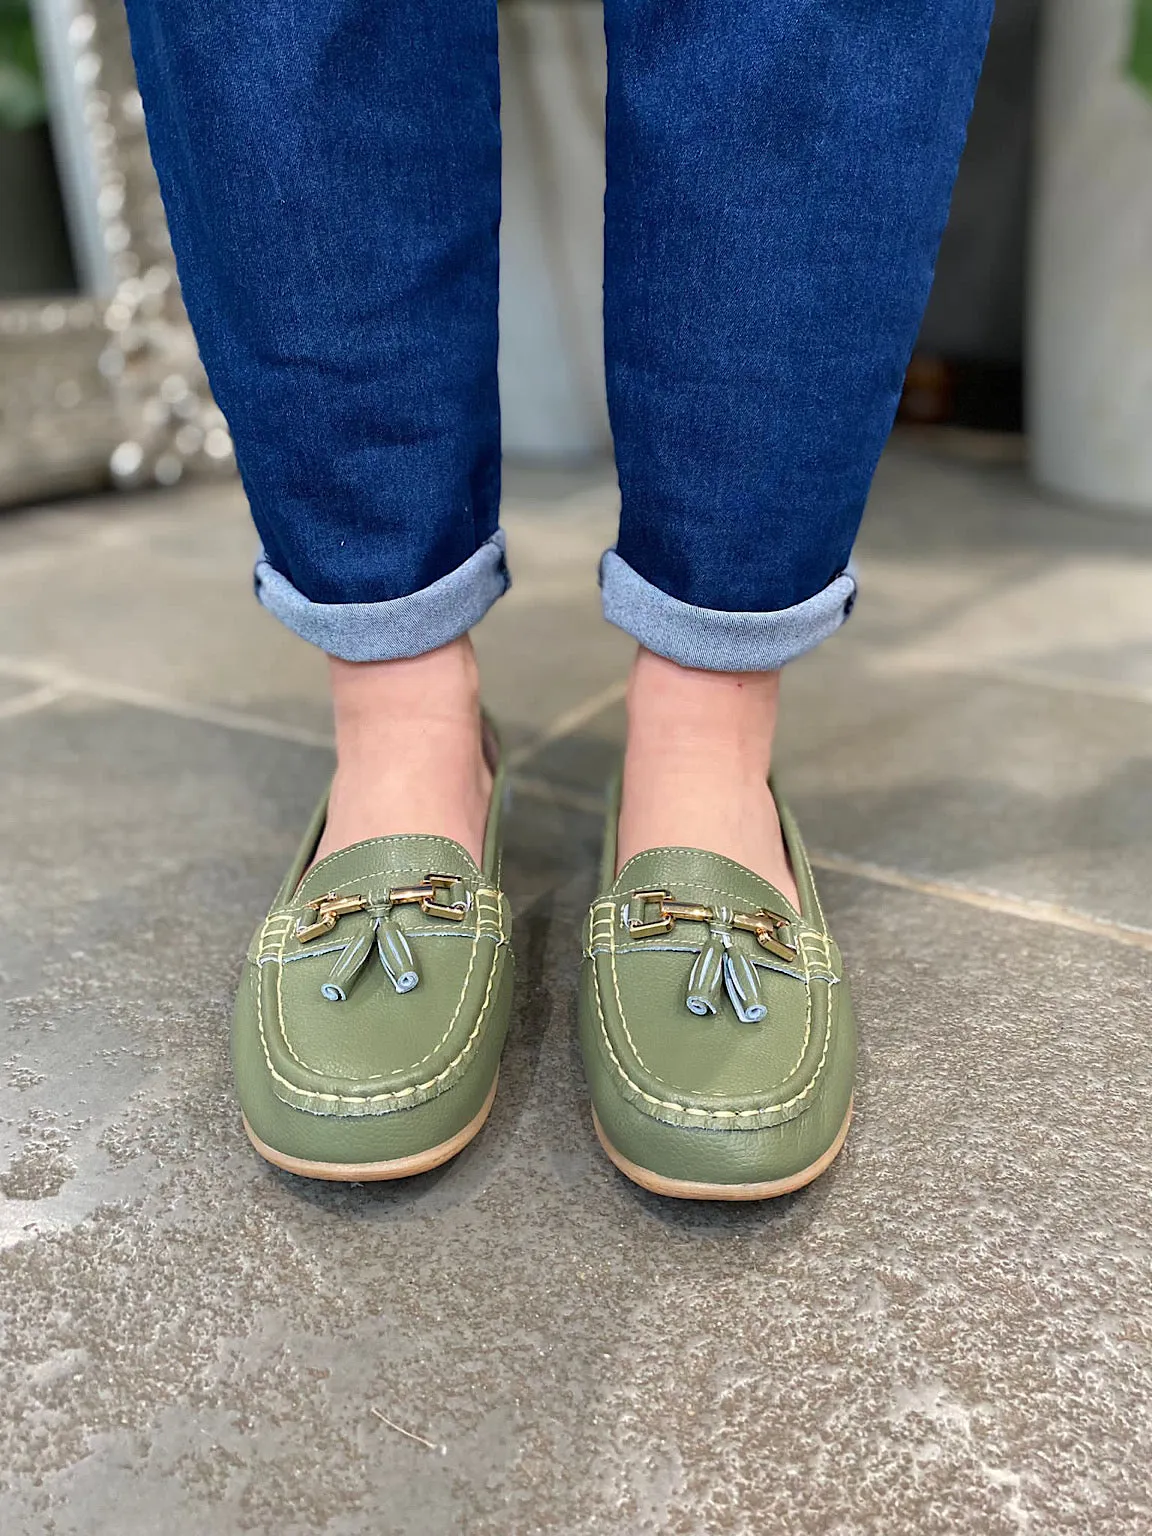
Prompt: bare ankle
<box><xmin>625</xmin><ymin>647</ymin><xmax>782</xmax><ymax>769</ymax></box>
<box><xmin>329</xmin><ymin>634</ymin><xmax>483</xmax><ymax>736</ymax></box>
<box><xmin>617</xmin><ymin>648</ymin><xmax>797</xmax><ymax>904</ymax></box>
<box><xmin>312</xmin><ymin>635</ymin><xmax>492</xmax><ymax>868</ymax></box>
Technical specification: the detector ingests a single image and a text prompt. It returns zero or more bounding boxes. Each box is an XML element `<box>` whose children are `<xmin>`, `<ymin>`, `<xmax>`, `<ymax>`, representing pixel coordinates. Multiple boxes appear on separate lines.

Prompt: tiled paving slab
<box><xmin>780</xmin><ymin>645</ymin><xmax>1152</xmax><ymax>932</ymax></box>
<box><xmin>0</xmin><ymin>676</ymin><xmax>47</xmax><ymax>709</ymax></box>
<box><xmin>0</xmin><ymin>480</ymin><xmax>336</xmax><ymax>738</ymax></box>
<box><xmin>0</xmin><ymin>697</ymin><xmax>1149</xmax><ymax>1535</ymax></box>
<box><xmin>853</xmin><ymin>442</ymin><xmax>1152</xmax><ymax>692</ymax></box>
<box><xmin>523</xmin><ymin>643</ymin><xmax>1152</xmax><ymax>936</ymax></box>
<box><xmin>0</xmin><ymin>467</ymin><xmax>628</xmax><ymax>751</ymax></box>
<box><xmin>1</xmin><ymin>436</ymin><xmax>1150</xmax><ymax>1534</ymax></box>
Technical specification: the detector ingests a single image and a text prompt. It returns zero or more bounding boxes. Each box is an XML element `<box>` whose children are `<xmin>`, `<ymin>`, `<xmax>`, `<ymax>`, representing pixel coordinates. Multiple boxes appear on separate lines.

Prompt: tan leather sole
<box><xmin>592</xmin><ymin>1095</ymin><xmax>853</xmax><ymax>1201</ymax></box>
<box><xmin>242</xmin><ymin>1074</ymin><xmax>499</xmax><ymax>1182</ymax></box>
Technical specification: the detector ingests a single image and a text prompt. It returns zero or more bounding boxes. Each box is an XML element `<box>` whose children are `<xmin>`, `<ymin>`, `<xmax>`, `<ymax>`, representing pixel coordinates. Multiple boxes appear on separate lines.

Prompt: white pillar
<box><xmin>1029</xmin><ymin>0</ymin><xmax>1152</xmax><ymax>511</ymax></box>
<box><xmin>498</xmin><ymin>2</ymin><xmax>610</xmax><ymax>458</ymax></box>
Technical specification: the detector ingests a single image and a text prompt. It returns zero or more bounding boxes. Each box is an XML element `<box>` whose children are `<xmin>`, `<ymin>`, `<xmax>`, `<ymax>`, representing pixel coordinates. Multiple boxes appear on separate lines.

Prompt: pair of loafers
<box><xmin>233</xmin><ymin>743</ymin><xmax>855</xmax><ymax>1200</ymax></box>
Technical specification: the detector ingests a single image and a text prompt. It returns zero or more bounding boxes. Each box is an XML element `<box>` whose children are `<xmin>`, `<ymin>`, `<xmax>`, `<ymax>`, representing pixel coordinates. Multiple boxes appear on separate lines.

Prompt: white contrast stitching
<box><xmin>273</xmin><ymin>905</ymin><xmax>489</xmax><ymax>1081</ymax></box>
<box><xmin>613</xmin><ymin>849</ymin><xmax>802</xmax><ymax>921</ymax></box>
<box><xmin>608</xmin><ymin>903</ymin><xmax>653</xmax><ymax>1076</ymax></box>
<box><xmin>297</xmin><ymin>834</ymin><xmax>480</xmax><ymax>895</ymax></box>
<box><xmin>591</xmin><ymin>959</ymin><xmax>833</xmax><ymax>1122</ymax></box>
<box><xmin>261</xmin><ymin>891</ymin><xmax>506</xmax><ymax>1084</ymax></box>
<box><xmin>783</xmin><ymin>929</ymin><xmax>813</xmax><ymax>1084</ymax></box>
<box><xmin>254</xmin><ymin>931</ymin><xmax>504</xmax><ymax>1108</ymax></box>
<box><xmin>599</xmin><ymin>939</ymin><xmax>819</xmax><ymax>1100</ymax></box>
<box><xmin>588</xmin><ymin>834</ymin><xmax>835</xmax><ymax>1120</ymax></box>
<box><xmin>613</xmin><ymin>883</ymin><xmax>811</xmax><ymax>925</ymax></box>
<box><xmin>598</xmin><ymin>891</ymin><xmax>816</xmax><ymax>1094</ymax></box>
<box><xmin>251</xmin><ymin>878</ymin><xmax>506</xmax><ymax>1107</ymax></box>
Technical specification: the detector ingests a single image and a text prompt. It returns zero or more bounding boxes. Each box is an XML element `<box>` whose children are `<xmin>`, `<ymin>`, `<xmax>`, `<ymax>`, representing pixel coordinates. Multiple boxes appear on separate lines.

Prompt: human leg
<box><xmin>125</xmin><ymin>0</ymin><xmax>505</xmax><ymax>863</ymax></box>
<box><xmin>601</xmin><ymin>0</ymin><xmax>993</xmax><ymax>892</ymax></box>
<box><xmin>582</xmin><ymin>0</ymin><xmax>994</xmax><ymax>1197</ymax></box>
<box><xmin>125</xmin><ymin>0</ymin><xmax>513</xmax><ymax>1175</ymax></box>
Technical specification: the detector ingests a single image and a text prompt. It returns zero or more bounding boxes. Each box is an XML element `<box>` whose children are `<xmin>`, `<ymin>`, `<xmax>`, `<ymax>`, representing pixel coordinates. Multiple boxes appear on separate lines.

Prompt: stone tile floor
<box><xmin>0</xmin><ymin>433</ymin><xmax>1150</xmax><ymax>1535</ymax></box>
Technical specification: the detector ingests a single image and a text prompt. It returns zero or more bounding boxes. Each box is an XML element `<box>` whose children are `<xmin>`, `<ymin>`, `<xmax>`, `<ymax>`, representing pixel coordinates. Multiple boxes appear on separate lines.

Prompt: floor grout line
<box><xmin>4</xmin><ymin>649</ymin><xmax>1146</xmax><ymax>951</ymax></box>
<box><xmin>811</xmin><ymin>851</ymin><xmax>1152</xmax><ymax>953</ymax></box>
<box><xmin>963</xmin><ymin>661</ymin><xmax>1152</xmax><ymax>709</ymax></box>
<box><xmin>0</xmin><ymin>656</ymin><xmax>335</xmax><ymax>750</ymax></box>
<box><xmin>511</xmin><ymin>776</ymin><xmax>1152</xmax><ymax>951</ymax></box>
<box><xmin>505</xmin><ymin>679</ymin><xmax>627</xmax><ymax>769</ymax></box>
<box><xmin>510</xmin><ymin>773</ymin><xmax>604</xmax><ymax>817</ymax></box>
<box><xmin>0</xmin><ymin>654</ymin><xmax>628</xmax><ymax>770</ymax></box>
<box><xmin>861</xmin><ymin>649</ymin><xmax>1152</xmax><ymax>708</ymax></box>
<box><xmin>0</xmin><ymin>682</ymin><xmax>70</xmax><ymax>723</ymax></box>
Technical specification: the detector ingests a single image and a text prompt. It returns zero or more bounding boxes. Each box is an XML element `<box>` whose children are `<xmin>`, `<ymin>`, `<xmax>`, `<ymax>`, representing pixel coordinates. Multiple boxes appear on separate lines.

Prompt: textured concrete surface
<box><xmin>0</xmin><ymin>436</ymin><xmax>1150</xmax><ymax>1535</ymax></box>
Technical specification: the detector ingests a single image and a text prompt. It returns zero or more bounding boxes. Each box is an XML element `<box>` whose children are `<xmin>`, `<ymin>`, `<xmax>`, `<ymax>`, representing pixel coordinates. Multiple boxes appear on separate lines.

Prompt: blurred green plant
<box><xmin>0</xmin><ymin>0</ymin><xmax>46</xmax><ymax>133</ymax></box>
<box><xmin>1131</xmin><ymin>0</ymin><xmax>1152</xmax><ymax>96</ymax></box>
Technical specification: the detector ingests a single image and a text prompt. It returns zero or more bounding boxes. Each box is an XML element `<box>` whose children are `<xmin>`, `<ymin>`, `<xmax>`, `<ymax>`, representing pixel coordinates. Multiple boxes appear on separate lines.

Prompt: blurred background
<box><xmin>2</xmin><ymin>0</ymin><xmax>1152</xmax><ymax>492</ymax></box>
<box><xmin>1</xmin><ymin>6</ymin><xmax>1151</xmax><ymax>1533</ymax></box>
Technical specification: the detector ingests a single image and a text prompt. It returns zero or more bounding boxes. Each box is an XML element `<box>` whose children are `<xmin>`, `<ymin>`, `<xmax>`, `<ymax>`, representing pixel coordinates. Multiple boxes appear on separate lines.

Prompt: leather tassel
<box><xmin>321</xmin><ymin>929</ymin><xmax>375</xmax><ymax>1002</ymax></box>
<box><xmin>686</xmin><ymin>940</ymin><xmax>726</xmax><ymax>1016</ymax></box>
<box><xmin>377</xmin><ymin>919</ymin><xmax>420</xmax><ymax>994</ymax></box>
<box><xmin>724</xmin><ymin>950</ymin><xmax>768</xmax><ymax>1024</ymax></box>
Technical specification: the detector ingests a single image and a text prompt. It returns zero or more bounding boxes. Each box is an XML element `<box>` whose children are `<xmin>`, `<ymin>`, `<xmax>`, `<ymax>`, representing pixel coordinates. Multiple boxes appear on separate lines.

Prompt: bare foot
<box><xmin>309</xmin><ymin>636</ymin><xmax>493</xmax><ymax>870</ymax></box>
<box><xmin>615</xmin><ymin>647</ymin><xmax>801</xmax><ymax>910</ymax></box>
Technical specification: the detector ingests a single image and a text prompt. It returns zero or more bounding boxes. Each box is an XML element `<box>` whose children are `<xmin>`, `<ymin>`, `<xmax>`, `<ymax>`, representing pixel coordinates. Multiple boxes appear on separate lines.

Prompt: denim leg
<box><xmin>601</xmin><ymin>0</ymin><xmax>993</xmax><ymax>671</ymax></box>
<box><xmin>124</xmin><ymin>0</ymin><xmax>507</xmax><ymax>661</ymax></box>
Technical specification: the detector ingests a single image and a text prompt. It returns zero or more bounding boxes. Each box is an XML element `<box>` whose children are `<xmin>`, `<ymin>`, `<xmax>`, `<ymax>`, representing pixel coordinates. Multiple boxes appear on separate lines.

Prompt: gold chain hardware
<box><xmin>628</xmin><ymin>888</ymin><xmax>797</xmax><ymax>962</ymax></box>
<box><xmin>628</xmin><ymin>890</ymin><xmax>711</xmax><ymax>937</ymax></box>
<box><xmin>296</xmin><ymin>873</ymin><xmax>467</xmax><ymax>943</ymax></box>
<box><xmin>387</xmin><ymin>872</ymin><xmax>468</xmax><ymax>922</ymax></box>
<box><xmin>295</xmin><ymin>893</ymin><xmax>370</xmax><ymax>943</ymax></box>
<box><xmin>731</xmin><ymin>909</ymin><xmax>798</xmax><ymax>963</ymax></box>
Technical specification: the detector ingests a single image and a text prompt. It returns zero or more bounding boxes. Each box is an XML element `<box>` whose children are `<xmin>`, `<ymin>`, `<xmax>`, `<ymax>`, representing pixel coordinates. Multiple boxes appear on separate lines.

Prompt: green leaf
<box><xmin>0</xmin><ymin>3</ymin><xmax>46</xmax><ymax>132</ymax></box>
<box><xmin>0</xmin><ymin>59</ymin><xmax>45</xmax><ymax>131</ymax></box>
<box><xmin>1130</xmin><ymin>0</ymin><xmax>1152</xmax><ymax>97</ymax></box>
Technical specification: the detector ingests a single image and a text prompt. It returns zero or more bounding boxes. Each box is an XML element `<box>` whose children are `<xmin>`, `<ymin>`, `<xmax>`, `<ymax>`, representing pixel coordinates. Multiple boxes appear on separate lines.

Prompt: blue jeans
<box><xmin>125</xmin><ymin>0</ymin><xmax>992</xmax><ymax>670</ymax></box>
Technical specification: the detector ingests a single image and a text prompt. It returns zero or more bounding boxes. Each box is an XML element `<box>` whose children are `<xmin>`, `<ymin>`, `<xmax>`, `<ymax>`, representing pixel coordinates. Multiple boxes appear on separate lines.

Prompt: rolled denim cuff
<box><xmin>255</xmin><ymin>531</ymin><xmax>510</xmax><ymax>662</ymax></box>
<box><xmin>599</xmin><ymin>549</ymin><xmax>857</xmax><ymax>671</ymax></box>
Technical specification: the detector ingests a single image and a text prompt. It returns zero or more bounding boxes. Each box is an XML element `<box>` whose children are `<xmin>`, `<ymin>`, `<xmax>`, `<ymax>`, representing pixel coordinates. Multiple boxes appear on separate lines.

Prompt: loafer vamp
<box><xmin>591</xmin><ymin>847</ymin><xmax>837</xmax><ymax>1122</ymax></box>
<box><xmin>247</xmin><ymin>834</ymin><xmax>510</xmax><ymax>1117</ymax></box>
<box><xmin>598</xmin><ymin>945</ymin><xmax>828</xmax><ymax>1111</ymax></box>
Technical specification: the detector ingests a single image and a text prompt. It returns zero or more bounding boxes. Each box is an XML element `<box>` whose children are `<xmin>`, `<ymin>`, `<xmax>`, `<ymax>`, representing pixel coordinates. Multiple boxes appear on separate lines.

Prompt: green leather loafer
<box><xmin>579</xmin><ymin>783</ymin><xmax>854</xmax><ymax>1200</ymax></box>
<box><xmin>233</xmin><ymin>755</ymin><xmax>513</xmax><ymax>1181</ymax></box>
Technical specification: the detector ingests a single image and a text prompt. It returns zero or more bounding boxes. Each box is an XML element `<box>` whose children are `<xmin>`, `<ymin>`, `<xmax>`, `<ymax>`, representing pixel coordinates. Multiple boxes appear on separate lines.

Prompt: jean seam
<box><xmin>255</xmin><ymin>530</ymin><xmax>509</xmax><ymax>662</ymax></box>
<box><xmin>600</xmin><ymin>550</ymin><xmax>856</xmax><ymax>671</ymax></box>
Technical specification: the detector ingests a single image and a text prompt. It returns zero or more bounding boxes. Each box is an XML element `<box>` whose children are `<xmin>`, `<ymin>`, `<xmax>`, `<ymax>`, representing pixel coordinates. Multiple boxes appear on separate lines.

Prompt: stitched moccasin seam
<box><xmin>252</xmin><ymin>894</ymin><xmax>507</xmax><ymax>1109</ymax></box>
<box><xmin>597</xmin><ymin>892</ymin><xmax>820</xmax><ymax>1092</ymax></box>
<box><xmin>613</xmin><ymin>848</ymin><xmax>803</xmax><ymax>921</ymax></box>
<box><xmin>267</xmin><ymin>898</ymin><xmax>506</xmax><ymax>1082</ymax></box>
<box><xmin>603</xmin><ymin>910</ymin><xmax>815</xmax><ymax>1088</ymax></box>
<box><xmin>595</xmin><ymin>956</ymin><xmax>823</xmax><ymax>1106</ymax></box>
<box><xmin>592</xmin><ymin>965</ymin><xmax>834</xmax><ymax>1125</ymax></box>
<box><xmin>254</xmin><ymin>941</ymin><xmax>505</xmax><ymax>1112</ymax></box>
<box><xmin>591</xmin><ymin>929</ymin><xmax>831</xmax><ymax>1124</ymax></box>
<box><xmin>273</xmin><ymin>917</ymin><xmax>486</xmax><ymax>1082</ymax></box>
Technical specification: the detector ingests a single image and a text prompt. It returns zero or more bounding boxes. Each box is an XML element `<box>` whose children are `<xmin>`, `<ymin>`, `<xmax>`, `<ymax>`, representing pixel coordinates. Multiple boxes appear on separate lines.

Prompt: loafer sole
<box><xmin>591</xmin><ymin>1094</ymin><xmax>852</xmax><ymax>1201</ymax></box>
<box><xmin>242</xmin><ymin>1072</ymin><xmax>498</xmax><ymax>1182</ymax></box>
